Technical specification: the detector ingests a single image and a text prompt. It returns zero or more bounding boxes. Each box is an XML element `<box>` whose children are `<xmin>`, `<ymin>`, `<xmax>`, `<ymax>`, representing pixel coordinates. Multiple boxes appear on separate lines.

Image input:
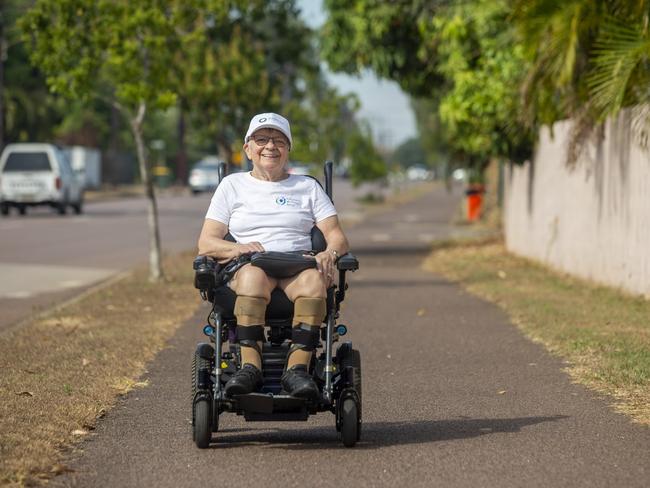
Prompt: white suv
<box><xmin>0</xmin><ymin>143</ymin><xmax>83</xmax><ymax>216</ymax></box>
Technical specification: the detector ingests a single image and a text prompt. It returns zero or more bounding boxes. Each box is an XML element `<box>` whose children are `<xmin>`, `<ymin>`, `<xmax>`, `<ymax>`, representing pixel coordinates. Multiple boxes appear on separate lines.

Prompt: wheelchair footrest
<box><xmin>244</xmin><ymin>411</ymin><xmax>309</xmax><ymax>421</ymax></box>
<box><xmin>236</xmin><ymin>392</ymin><xmax>308</xmax><ymax>417</ymax></box>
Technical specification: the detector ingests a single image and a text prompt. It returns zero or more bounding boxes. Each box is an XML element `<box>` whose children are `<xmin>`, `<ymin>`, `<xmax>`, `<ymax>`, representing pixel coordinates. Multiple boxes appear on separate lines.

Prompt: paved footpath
<box><xmin>57</xmin><ymin>185</ymin><xmax>649</xmax><ymax>488</ymax></box>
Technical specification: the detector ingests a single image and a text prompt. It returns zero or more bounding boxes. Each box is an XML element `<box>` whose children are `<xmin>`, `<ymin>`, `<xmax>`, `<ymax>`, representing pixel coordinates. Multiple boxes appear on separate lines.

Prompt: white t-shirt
<box><xmin>205</xmin><ymin>172</ymin><xmax>337</xmax><ymax>252</ymax></box>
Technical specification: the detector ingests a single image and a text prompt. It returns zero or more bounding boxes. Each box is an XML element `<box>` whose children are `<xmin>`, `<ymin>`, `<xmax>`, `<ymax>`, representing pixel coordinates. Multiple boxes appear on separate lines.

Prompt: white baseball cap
<box><xmin>244</xmin><ymin>112</ymin><xmax>292</xmax><ymax>148</ymax></box>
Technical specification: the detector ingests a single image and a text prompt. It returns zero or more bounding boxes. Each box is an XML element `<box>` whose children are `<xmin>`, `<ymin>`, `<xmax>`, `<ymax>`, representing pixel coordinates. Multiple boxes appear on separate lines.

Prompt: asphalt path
<box><xmin>56</xmin><ymin>184</ymin><xmax>649</xmax><ymax>487</ymax></box>
<box><xmin>0</xmin><ymin>178</ymin><xmax>381</xmax><ymax>331</ymax></box>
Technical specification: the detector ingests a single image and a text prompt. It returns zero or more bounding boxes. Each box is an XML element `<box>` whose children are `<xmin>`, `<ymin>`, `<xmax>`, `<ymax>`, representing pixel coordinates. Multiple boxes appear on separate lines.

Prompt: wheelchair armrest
<box><xmin>336</xmin><ymin>253</ymin><xmax>359</xmax><ymax>271</ymax></box>
<box><xmin>193</xmin><ymin>255</ymin><xmax>221</xmax><ymax>291</ymax></box>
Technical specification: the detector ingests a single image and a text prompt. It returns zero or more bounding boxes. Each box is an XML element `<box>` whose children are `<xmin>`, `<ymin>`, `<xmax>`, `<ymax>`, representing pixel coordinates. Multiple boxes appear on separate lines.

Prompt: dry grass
<box><xmin>0</xmin><ymin>252</ymin><xmax>199</xmax><ymax>486</ymax></box>
<box><xmin>423</xmin><ymin>240</ymin><xmax>650</xmax><ymax>425</ymax></box>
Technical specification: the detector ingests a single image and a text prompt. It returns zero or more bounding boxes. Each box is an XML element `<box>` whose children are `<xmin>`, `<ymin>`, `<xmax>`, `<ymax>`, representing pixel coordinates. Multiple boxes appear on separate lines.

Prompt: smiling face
<box><xmin>244</xmin><ymin>128</ymin><xmax>290</xmax><ymax>176</ymax></box>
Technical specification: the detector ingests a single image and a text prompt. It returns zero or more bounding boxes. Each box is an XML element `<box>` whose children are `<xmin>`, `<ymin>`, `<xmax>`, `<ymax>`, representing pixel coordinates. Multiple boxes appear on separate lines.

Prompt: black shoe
<box><xmin>281</xmin><ymin>365</ymin><xmax>319</xmax><ymax>401</ymax></box>
<box><xmin>224</xmin><ymin>364</ymin><xmax>262</xmax><ymax>397</ymax></box>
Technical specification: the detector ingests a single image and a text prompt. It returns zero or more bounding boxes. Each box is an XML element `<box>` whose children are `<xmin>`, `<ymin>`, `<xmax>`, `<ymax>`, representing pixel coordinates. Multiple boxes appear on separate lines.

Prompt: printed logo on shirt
<box><xmin>275</xmin><ymin>195</ymin><xmax>300</xmax><ymax>207</ymax></box>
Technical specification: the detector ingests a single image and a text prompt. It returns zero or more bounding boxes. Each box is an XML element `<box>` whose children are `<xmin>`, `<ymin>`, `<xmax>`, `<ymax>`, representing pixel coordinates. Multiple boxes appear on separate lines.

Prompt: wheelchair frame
<box><xmin>192</xmin><ymin>161</ymin><xmax>361</xmax><ymax>448</ymax></box>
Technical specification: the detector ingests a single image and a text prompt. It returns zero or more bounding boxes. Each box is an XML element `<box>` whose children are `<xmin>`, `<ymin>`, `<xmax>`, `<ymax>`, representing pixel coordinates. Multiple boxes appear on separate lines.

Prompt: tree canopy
<box><xmin>323</xmin><ymin>0</ymin><xmax>650</xmax><ymax>172</ymax></box>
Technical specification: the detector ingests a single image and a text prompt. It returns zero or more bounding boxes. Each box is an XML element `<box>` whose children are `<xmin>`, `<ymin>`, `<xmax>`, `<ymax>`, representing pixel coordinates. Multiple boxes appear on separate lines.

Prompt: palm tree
<box><xmin>514</xmin><ymin>0</ymin><xmax>650</xmax><ymax>158</ymax></box>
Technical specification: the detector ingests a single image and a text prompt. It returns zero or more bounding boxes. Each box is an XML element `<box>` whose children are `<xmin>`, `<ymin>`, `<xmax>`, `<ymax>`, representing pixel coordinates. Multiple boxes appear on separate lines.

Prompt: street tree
<box><xmin>21</xmin><ymin>0</ymin><xmax>205</xmax><ymax>281</ymax></box>
<box><xmin>178</xmin><ymin>0</ymin><xmax>318</xmax><ymax>170</ymax></box>
<box><xmin>346</xmin><ymin>124</ymin><xmax>387</xmax><ymax>186</ymax></box>
<box><xmin>431</xmin><ymin>0</ymin><xmax>535</xmax><ymax>168</ymax></box>
<box><xmin>513</xmin><ymin>0</ymin><xmax>650</xmax><ymax>157</ymax></box>
<box><xmin>323</xmin><ymin>0</ymin><xmax>534</xmax><ymax>178</ymax></box>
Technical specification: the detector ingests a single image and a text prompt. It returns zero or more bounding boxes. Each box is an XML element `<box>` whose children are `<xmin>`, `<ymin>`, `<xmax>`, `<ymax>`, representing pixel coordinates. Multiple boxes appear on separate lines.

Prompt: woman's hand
<box><xmin>217</xmin><ymin>241</ymin><xmax>265</xmax><ymax>264</ymax></box>
<box><xmin>314</xmin><ymin>250</ymin><xmax>337</xmax><ymax>287</ymax></box>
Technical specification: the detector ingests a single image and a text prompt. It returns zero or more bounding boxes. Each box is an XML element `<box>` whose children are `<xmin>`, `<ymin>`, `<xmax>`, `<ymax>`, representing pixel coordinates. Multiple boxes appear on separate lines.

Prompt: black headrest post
<box><xmin>324</xmin><ymin>160</ymin><xmax>333</xmax><ymax>202</ymax></box>
<box><xmin>217</xmin><ymin>161</ymin><xmax>227</xmax><ymax>186</ymax></box>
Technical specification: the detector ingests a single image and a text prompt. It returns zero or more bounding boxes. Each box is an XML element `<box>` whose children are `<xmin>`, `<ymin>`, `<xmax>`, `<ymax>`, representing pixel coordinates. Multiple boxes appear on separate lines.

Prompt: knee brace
<box><xmin>292</xmin><ymin>297</ymin><xmax>326</xmax><ymax>327</ymax></box>
<box><xmin>234</xmin><ymin>296</ymin><xmax>266</xmax><ymax>325</ymax></box>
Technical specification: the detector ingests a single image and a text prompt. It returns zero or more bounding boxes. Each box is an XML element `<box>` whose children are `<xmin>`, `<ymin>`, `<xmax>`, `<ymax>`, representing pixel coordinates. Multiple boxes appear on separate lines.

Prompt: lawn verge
<box><xmin>0</xmin><ymin>251</ymin><xmax>200</xmax><ymax>486</ymax></box>
<box><xmin>423</xmin><ymin>239</ymin><xmax>650</xmax><ymax>425</ymax></box>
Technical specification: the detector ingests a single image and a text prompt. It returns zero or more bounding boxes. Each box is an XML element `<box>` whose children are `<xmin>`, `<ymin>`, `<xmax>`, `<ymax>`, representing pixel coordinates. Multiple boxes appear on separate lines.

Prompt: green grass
<box><xmin>423</xmin><ymin>240</ymin><xmax>650</xmax><ymax>424</ymax></box>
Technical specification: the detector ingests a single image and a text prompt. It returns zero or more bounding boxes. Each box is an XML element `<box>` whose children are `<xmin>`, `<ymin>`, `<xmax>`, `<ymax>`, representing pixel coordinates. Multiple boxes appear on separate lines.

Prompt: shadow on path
<box><xmin>208</xmin><ymin>415</ymin><xmax>568</xmax><ymax>451</ymax></box>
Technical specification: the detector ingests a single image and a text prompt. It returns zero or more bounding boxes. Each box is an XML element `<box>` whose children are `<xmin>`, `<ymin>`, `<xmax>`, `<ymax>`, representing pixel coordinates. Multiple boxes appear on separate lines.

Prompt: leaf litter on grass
<box><xmin>0</xmin><ymin>251</ymin><xmax>201</xmax><ymax>486</ymax></box>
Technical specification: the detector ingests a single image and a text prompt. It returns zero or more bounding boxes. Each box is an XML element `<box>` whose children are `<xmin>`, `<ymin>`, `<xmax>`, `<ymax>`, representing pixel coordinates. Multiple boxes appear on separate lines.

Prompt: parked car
<box><xmin>406</xmin><ymin>164</ymin><xmax>433</xmax><ymax>181</ymax></box>
<box><xmin>0</xmin><ymin>143</ymin><xmax>83</xmax><ymax>216</ymax></box>
<box><xmin>63</xmin><ymin>145</ymin><xmax>102</xmax><ymax>189</ymax></box>
<box><xmin>189</xmin><ymin>156</ymin><xmax>222</xmax><ymax>194</ymax></box>
<box><xmin>287</xmin><ymin>163</ymin><xmax>312</xmax><ymax>176</ymax></box>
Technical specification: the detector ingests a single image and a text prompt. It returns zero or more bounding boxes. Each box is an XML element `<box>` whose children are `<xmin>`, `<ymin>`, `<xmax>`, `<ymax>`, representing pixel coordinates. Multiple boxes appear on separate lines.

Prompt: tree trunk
<box><xmin>129</xmin><ymin>101</ymin><xmax>163</xmax><ymax>282</ymax></box>
<box><xmin>0</xmin><ymin>10</ymin><xmax>5</xmax><ymax>151</ymax></box>
<box><xmin>175</xmin><ymin>101</ymin><xmax>188</xmax><ymax>185</ymax></box>
<box><xmin>217</xmin><ymin>134</ymin><xmax>233</xmax><ymax>174</ymax></box>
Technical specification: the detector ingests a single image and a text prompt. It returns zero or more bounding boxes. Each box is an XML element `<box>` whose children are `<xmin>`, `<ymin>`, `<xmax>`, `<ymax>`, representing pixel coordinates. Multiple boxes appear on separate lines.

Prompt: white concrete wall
<box><xmin>504</xmin><ymin>110</ymin><xmax>650</xmax><ymax>297</ymax></box>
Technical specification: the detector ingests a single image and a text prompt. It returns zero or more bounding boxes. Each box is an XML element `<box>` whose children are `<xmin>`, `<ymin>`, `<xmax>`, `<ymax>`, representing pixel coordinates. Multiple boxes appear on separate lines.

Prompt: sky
<box><xmin>297</xmin><ymin>0</ymin><xmax>418</xmax><ymax>149</ymax></box>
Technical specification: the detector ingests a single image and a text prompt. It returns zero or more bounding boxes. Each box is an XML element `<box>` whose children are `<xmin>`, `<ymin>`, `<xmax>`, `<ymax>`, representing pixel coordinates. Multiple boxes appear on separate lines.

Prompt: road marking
<box><xmin>405</xmin><ymin>214</ymin><xmax>419</xmax><ymax>222</ymax></box>
<box><xmin>370</xmin><ymin>233</ymin><xmax>391</xmax><ymax>242</ymax></box>
<box><xmin>417</xmin><ymin>233</ymin><xmax>437</xmax><ymax>242</ymax></box>
<box><xmin>4</xmin><ymin>291</ymin><xmax>32</xmax><ymax>299</ymax></box>
<box><xmin>59</xmin><ymin>280</ymin><xmax>84</xmax><ymax>288</ymax></box>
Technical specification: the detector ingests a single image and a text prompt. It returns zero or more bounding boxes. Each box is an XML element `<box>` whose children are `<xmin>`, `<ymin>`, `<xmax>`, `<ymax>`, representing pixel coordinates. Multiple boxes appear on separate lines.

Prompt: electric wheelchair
<box><xmin>192</xmin><ymin>161</ymin><xmax>361</xmax><ymax>448</ymax></box>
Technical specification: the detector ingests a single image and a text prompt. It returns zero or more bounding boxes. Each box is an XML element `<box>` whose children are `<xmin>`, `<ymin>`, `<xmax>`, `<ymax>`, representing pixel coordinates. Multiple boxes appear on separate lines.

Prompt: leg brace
<box><xmin>287</xmin><ymin>297</ymin><xmax>326</xmax><ymax>366</ymax></box>
<box><xmin>234</xmin><ymin>296</ymin><xmax>267</xmax><ymax>358</ymax></box>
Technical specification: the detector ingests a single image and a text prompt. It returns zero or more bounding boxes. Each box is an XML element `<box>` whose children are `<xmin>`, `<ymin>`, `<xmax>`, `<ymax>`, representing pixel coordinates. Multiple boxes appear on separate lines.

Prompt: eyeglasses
<box><xmin>250</xmin><ymin>135</ymin><xmax>289</xmax><ymax>149</ymax></box>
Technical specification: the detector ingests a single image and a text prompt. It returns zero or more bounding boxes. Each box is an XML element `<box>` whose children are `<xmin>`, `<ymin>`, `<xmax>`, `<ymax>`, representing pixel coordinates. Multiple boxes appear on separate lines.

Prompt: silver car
<box><xmin>0</xmin><ymin>143</ymin><xmax>84</xmax><ymax>216</ymax></box>
<box><xmin>189</xmin><ymin>157</ymin><xmax>222</xmax><ymax>194</ymax></box>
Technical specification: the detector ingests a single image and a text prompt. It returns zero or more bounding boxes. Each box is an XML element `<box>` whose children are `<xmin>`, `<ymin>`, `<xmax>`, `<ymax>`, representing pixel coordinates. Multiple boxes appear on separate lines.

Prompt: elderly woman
<box><xmin>197</xmin><ymin>113</ymin><xmax>349</xmax><ymax>400</ymax></box>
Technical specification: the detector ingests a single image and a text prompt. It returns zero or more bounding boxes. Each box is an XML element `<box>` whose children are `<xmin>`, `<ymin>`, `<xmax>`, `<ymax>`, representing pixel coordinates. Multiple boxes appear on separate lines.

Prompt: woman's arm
<box><xmin>314</xmin><ymin>215</ymin><xmax>350</xmax><ymax>285</ymax></box>
<box><xmin>197</xmin><ymin>219</ymin><xmax>264</xmax><ymax>263</ymax></box>
<box><xmin>316</xmin><ymin>215</ymin><xmax>349</xmax><ymax>257</ymax></box>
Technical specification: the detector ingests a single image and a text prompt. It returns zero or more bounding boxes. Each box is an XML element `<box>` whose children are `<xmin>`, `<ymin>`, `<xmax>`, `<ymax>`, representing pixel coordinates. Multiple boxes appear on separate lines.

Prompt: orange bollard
<box><xmin>465</xmin><ymin>184</ymin><xmax>485</xmax><ymax>221</ymax></box>
<box><xmin>466</xmin><ymin>193</ymin><xmax>483</xmax><ymax>221</ymax></box>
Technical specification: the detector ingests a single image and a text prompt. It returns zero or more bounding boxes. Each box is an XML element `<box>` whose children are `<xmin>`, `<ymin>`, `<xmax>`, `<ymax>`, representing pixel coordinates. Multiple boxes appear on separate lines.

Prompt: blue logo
<box><xmin>275</xmin><ymin>196</ymin><xmax>287</xmax><ymax>205</ymax></box>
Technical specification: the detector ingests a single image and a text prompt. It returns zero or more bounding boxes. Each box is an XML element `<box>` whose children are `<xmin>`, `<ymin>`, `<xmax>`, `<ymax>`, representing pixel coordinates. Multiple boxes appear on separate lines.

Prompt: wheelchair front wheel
<box><xmin>340</xmin><ymin>398</ymin><xmax>360</xmax><ymax>447</ymax></box>
<box><xmin>193</xmin><ymin>399</ymin><xmax>212</xmax><ymax>448</ymax></box>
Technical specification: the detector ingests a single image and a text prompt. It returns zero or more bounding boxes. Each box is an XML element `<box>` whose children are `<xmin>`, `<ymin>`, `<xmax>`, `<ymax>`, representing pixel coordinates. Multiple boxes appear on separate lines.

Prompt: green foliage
<box><xmin>432</xmin><ymin>0</ymin><xmax>535</xmax><ymax>164</ymax></box>
<box><xmin>21</xmin><ymin>0</ymin><xmax>187</xmax><ymax>115</ymax></box>
<box><xmin>512</xmin><ymin>0</ymin><xmax>606</xmax><ymax>126</ymax></box>
<box><xmin>325</xmin><ymin>0</ymin><xmax>650</xmax><ymax>170</ymax></box>
<box><xmin>588</xmin><ymin>14</ymin><xmax>650</xmax><ymax>121</ymax></box>
<box><xmin>513</xmin><ymin>0</ymin><xmax>650</xmax><ymax>125</ymax></box>
<box><xmin>346</xmin><ymin>124</ymin><xmax>387</xmax><ymax>186</ymax></box>
<box><xmin>178</xmin><ymin>0</ymin><xmax>354</xmax><ymax>167</ymax></box>
<box><xmin>391</xmin><ymin>137</ymin><xmax>426</xmax><ymax>168</ymax></box>
<box><xmin>323</xmin><ymin>0</ymin><xmax>535</xmax><ymax>173</ymax></box>
<box><xmin>321</xmin><ymin>0</ymin><xmax>443</xmax><ymax>97</ymax></box>
<box><xmin>285</xmin><ymin>74</ymin><xmax>360</xmax><ymax>165</ymax></box>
